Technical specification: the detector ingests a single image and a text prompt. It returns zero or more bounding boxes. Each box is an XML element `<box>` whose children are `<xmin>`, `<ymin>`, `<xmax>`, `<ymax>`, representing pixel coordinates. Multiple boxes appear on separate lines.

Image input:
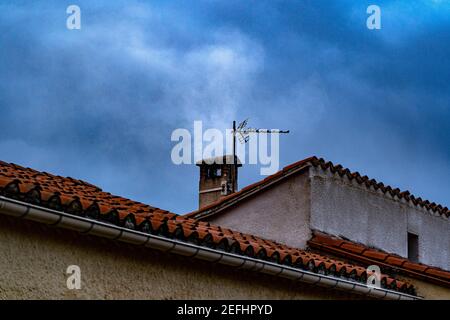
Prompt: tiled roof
<box><xmin>0</xmin><ymin>161</ymin><xmax>176</xmax><ymax>226</ymax></box>
<box><xmin>0</xmin><ymin>160</ymin><xmax>414</xmax><ymax>295</ymax></box>
<box><xmin>187</xmin><ymin>156</ymin><xmax>449</xmax><ymax>219</ymax></box>
<box><xmin>309</xmin><ymin>231</ymin><xmax>450</xmax><ymax>288</ymax></box>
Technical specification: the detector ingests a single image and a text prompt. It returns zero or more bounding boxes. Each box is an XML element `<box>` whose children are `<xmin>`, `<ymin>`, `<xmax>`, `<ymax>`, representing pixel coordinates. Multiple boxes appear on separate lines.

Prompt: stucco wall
<box><xmin>199</xmin><ymin>167</ymin><xmax>450</xmax><ymax>298</ymax></box>
<box><xmin>208</xmin><ymin>171</ymin><xmax>311</xmax><ymax>250</ymax></box>
<box><xmin>206</xmin><ymin>167</ymin><xmax>449</xmax><ymax>271</ymax></box>
<box><xmin>0</xmin><ymin>214</ymin><xmax>361</xmax><ymax>300</ymax></box>
<box><xmin>310</xmin><ymin>167</ymin><xmax>450</xmax><ymax>270</ymax></box>
<box><xmin>402</xmin><ymin>276</ymin><xmax>450</xmax><ymax>300</ymax></box>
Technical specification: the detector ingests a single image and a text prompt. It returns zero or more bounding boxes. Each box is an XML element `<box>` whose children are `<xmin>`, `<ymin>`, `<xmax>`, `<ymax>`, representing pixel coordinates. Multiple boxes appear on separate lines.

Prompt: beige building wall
<box><xmin>208</xmin><ymin>172</ymin><xmax>312</xmax><ymax>250</ymax></box>
<box><xmin>309</xmin><ymin>167</ymin><xmax>450</xmax><ymax>270</ymax></box>
<box><xmin>205</xmin><ymin>166</ymin><xmax>449</xmax><ymax>271</ymax></box>
<box><xmin>400</xmin><ymin>276</ymin><xmax>450</xmax><ymax>300</ymax></box>
<box><xmin>197</xmin><ymin>169</ymin><xmax>450</xmax><ymax>299</ymax></box>
<box><xmin>0</xmin><ymin>214</ymin><xmax>362</xmax><ymax>300</ymax></box>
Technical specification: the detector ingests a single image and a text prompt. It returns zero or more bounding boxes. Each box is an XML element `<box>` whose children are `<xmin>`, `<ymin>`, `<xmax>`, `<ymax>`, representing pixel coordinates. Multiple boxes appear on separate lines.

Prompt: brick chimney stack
<box><xmin>197</xmin><ymin>155</ymin><xmax>241</xmax><ymax>209</ymax></box>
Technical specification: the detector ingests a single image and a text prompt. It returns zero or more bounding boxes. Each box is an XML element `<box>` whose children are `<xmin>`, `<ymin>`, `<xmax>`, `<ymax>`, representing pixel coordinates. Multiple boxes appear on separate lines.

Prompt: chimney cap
<box><xmin>196</xmin><ymin>155</ymin><xmax>242</xmax><ymax>166</ymax></box>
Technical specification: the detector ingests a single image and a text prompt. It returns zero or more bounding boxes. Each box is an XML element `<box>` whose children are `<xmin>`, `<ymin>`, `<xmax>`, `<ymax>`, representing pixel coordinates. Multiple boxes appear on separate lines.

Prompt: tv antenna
<box><xmin>232</xmin><ymin>119</ymin><xmax>290</xmax><ymax>163</ymax></box>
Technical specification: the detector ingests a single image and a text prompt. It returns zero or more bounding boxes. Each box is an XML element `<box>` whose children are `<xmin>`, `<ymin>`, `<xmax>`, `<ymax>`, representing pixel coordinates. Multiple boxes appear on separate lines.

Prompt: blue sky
<box><xmin>0</xmin><ymin>0</ymin><xmax>449</xmax><ymax>213</ymax></box>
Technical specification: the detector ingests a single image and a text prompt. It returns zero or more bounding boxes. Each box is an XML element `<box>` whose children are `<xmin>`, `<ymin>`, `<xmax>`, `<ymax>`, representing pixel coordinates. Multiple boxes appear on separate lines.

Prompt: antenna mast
<box><xmin>233</xmin><ymin>120</ymin><xmax>236</xmax><ymax>164</ymax></box>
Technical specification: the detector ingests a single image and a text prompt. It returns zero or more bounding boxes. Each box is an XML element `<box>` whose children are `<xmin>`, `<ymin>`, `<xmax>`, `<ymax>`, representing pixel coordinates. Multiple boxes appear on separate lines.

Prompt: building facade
<box><xmin>189</xmin><ymin>156</ymin><xmax>450</xmax><ymax>298</ymax></box>
<box><xmin>0</xmin><ymin>157</ymin><xmax>449</xmax><ymax>299</ymax></box>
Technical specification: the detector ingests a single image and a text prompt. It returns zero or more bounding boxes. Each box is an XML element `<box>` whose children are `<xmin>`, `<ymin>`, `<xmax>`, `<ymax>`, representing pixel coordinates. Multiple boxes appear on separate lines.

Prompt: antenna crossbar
<box><xmin>231</xmin><ymin>119</ymin><xmax>290</xmax><ymax>165</ymax></box>
<box><xmin>236</xmin><ymin>129</ymin><xmax>290</xmax><ymax>134</ymax></box>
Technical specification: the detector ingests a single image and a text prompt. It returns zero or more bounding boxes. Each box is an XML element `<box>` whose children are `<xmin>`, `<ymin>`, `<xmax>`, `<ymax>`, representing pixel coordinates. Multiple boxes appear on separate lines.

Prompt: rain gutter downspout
<box><xmin>0</xmin><ymin>196</ymin><xmax>421</xmax><ymax>300</ymax></box>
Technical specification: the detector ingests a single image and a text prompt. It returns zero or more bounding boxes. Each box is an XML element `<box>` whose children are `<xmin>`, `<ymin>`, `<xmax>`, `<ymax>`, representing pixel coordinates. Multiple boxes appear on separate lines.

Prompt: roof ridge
<box><xmin>0</xmin><ymin>161</ymin><xmax>103</xmax><ymax>191</ymax></box>
<box><xmin>310</xmin><ymin>157</ymin><xmax>448</xmax><ymax>217</ymax></box>
<box><xmin>187</xmin><ymin>156</ymin><xmax>449</xmax><ymax>219</ymax></box>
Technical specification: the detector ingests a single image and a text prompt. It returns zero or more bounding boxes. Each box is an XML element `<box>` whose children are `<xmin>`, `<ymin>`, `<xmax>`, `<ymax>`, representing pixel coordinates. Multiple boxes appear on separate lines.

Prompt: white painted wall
<box><xmin>209</xmin><ymin>172</ymin><xmax>312</xmax><ymax>249</ymax></box>
<box><xmin>206</xmin><ymin>166</ymin><xmax>449</xmax><ymax>270</ymax></box>
<box><xmin>309</xmin><ymin>167</ymin><xmax>450</xmax><ymax>270</ymax></box>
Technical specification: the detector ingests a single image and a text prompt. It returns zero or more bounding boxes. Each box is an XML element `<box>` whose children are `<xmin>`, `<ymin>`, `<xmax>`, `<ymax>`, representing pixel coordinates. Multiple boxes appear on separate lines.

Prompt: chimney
<box><xmin>196</xmin><ymin>155</ymin><xmax>242</xmax><ymax>209</ymax></box>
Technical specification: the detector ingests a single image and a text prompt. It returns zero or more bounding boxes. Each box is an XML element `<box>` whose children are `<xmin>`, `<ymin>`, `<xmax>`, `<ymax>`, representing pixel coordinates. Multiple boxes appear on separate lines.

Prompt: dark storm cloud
<box><xmin>0</xmin><ymin>0</ymin><xmax>449</xmax><ymax>212</ymax></box>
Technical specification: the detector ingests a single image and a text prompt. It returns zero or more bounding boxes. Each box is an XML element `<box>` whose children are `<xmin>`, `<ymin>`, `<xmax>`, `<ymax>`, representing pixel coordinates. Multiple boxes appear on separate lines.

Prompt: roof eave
<box><xmin>0</xmin><ymin>195</ymin><xmax>420</xmax><ymax>300</ymax></box>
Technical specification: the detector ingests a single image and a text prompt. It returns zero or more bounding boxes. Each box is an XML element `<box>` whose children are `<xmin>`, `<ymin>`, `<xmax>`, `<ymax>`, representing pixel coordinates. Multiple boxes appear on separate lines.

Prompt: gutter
<box><xmin>0</xmin><ymin>196</ymin><xmax>420</xmax><ymax>300</ymax></box>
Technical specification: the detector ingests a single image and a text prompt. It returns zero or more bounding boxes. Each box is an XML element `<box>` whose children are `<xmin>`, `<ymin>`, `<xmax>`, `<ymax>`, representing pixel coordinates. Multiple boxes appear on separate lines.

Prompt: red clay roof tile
<box><xmin>384</xmin><ymin>256</ymin><xmax>407</xmax><ymax>267</ymax></box>
<box><xmin>425</xmin><ymin>269</ymin><xmax>450</xmax><ymax>279</ymax></box>
<box><xmin>402</xmin><ymin>262</ymin><xmax>429</xmax><ymax>273</ymax></box>
<box><xmin>339</xmin><ymin>243</ymin><xmax>367</xmax><ymax>254</ymax></box>
<box><xmin>362</xmin><ymin>249</ymin><xmax>390</xmax><ymax>261</ymax></box>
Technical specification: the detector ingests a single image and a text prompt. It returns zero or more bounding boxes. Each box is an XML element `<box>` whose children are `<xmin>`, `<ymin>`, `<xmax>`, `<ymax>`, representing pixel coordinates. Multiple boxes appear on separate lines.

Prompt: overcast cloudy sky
<box><xmin>1</xmin><ymin>0</ymin><xmax>449</xmax><ymax>213</ymax></box>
